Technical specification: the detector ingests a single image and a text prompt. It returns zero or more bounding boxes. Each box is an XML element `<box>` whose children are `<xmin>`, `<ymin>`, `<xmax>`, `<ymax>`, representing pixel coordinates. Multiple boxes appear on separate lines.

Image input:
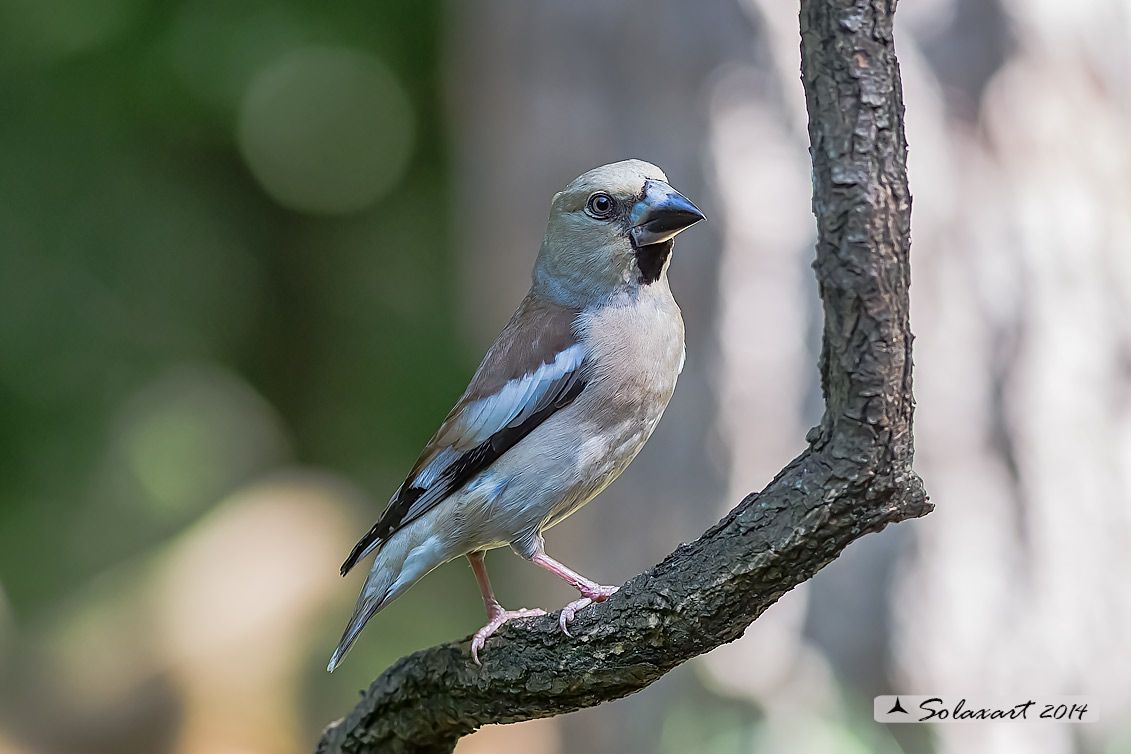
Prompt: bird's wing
<box><xmin>341</xmin><ymin>295</ymin><xmax>587</xmax><ymax>576</ymax></box>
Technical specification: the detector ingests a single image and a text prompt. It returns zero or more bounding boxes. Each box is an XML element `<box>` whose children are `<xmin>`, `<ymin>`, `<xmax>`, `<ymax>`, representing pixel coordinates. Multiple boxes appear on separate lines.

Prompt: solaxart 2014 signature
<box><xmin>874</xmin><ymin>696</ymin><xmax>1097</xmax><ymax>724</ymax></box>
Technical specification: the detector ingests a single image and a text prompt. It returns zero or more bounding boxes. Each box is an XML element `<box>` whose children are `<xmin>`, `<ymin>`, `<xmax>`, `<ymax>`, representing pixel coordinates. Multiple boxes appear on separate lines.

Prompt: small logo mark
<box><xmin>887</xmin><ymin>697</ymin><xmax>909</xmax><ymax>715</ymax></box>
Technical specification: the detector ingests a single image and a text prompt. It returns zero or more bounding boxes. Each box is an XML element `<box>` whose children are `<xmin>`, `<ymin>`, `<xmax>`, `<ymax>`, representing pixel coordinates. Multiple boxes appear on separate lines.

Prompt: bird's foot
<box><xmin>558</xmin><ymin>584</ymin><xmax>619</xmax><ymax>636</ymax></box>
<box><xmin>471</xmin><ymin>606</ymin><xmax>546</xmax><ymax>665</ymax></box>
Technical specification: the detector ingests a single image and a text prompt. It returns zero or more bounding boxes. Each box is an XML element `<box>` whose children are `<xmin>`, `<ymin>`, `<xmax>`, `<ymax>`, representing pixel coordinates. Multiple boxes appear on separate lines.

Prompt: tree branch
<box><xmin>316</xmin><ymin>1</ymin><xmax>928</xmax><ymax>752</ymax></box>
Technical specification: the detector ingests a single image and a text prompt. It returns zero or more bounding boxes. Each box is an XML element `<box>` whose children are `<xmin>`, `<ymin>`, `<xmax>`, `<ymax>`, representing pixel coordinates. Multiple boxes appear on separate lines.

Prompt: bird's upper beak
<box><xmin>629</xmin><ymin>179</ymin><xmax>706</xmax><ymax>247</ymax></box>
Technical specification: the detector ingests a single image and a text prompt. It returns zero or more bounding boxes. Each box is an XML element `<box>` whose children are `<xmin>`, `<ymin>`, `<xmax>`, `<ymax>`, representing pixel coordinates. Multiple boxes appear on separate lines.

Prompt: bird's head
<box><xmin>532</xmin><ymin>159</ymin><xmax>705</xmax><ymax>306</ymax></box>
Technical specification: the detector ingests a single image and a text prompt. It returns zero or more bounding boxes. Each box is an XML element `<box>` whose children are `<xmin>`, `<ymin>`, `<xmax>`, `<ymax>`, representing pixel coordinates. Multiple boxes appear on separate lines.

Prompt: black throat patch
<box><xmin>634</xmin><ymin>239</ymin><xmax>674</xmax><ymax>285</ymax></box>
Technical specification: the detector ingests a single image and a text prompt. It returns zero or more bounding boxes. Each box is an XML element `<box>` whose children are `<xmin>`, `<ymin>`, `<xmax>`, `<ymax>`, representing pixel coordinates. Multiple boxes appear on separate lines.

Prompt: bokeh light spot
<box><xmin>115</xmin><ymin>366</ymin><xmax>290</xmax><ymax>520</ymax></box>
<box><xmin>237</xmin><ymin>46</ymin><xmax>414</xmax><ymax>215</ymax></box>
<box><xmin>0</xmin><ymin>0</ymin><xmax>140</xmax><ymax>66</ymax></box>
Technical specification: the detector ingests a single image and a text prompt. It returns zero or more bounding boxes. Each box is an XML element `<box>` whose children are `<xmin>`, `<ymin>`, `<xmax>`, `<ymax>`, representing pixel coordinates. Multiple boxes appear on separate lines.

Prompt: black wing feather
<box><xmin>339</xmin><ymin>374</ymin><xmax>586</xmax><ymax>576</ymax></box>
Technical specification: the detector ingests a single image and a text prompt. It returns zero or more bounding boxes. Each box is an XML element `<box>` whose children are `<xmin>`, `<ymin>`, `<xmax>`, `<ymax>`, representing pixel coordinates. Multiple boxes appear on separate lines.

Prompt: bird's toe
<box><xmin>471</xmin><ymin>607</ymin><xmax>547</xmax><ymax>665</ymax></box>
<box><xmin>558</xmin><ymin>597</ymin><xmax>593</xmax><ymax>636</ymax></box>
<box><xmin>559</xmin><ymin>584</ymin><xmax>619</xmax><ymax>636</ymax></box>
<box><xmin>579</xmin><ymin>583</ymin><xmax>619</xmax><ymax>602</ymax></box>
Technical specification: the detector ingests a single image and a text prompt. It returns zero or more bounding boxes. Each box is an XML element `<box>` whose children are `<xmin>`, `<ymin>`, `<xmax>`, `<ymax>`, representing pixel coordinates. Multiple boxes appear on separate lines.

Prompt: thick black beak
<box><xmin>629</xmin><ymin>179</ymin><xmax>705</xmax><ymax>247</ymax></box>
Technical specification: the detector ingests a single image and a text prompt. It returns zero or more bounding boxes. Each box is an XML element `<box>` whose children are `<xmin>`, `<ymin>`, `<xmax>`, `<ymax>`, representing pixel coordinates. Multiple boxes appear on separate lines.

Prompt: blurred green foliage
<box><xmin>0</xmin><ymin>0</ymin><xmax>466</xmax><ymax>621</ymax></box>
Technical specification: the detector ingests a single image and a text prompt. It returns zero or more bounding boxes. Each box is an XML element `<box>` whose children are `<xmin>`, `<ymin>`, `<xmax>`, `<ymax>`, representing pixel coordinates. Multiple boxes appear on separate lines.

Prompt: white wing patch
<box><xmin>405</xmin><ymin>342</ymin><xmax>586</xmax><ymax>493</ymax></box>
<box><xmin>457</xmin><ymin>343</ymin><xmax>586</xmax><ymax>446</ymax></box>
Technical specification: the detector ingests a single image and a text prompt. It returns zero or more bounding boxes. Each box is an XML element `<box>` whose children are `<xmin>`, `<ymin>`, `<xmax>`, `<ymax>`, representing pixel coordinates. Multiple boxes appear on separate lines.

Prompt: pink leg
<box><xmin>530</xmin><ymin>550</ymin><xmax>619</xmax><ymax>636</ymax></box>
<box><xmin>467</xmin><ymin>551</ymin><xmax>545</xmax><ymax>665</ymax></box>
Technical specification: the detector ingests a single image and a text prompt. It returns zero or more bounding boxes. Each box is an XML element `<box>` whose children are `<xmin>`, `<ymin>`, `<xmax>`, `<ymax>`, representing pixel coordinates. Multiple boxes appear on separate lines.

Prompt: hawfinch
<box><xmin>329</xmin><ymin>159</ymin><xmax>704</xmax><ymax>669</ymax></box>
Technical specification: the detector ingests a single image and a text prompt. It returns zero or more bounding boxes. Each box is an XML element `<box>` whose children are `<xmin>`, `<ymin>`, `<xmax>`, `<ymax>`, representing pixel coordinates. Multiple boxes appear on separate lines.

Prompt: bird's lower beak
<box><xmin>629</xmin><ymin>179</ymin><xmax>705</xmax><ymax>247</ymax></box>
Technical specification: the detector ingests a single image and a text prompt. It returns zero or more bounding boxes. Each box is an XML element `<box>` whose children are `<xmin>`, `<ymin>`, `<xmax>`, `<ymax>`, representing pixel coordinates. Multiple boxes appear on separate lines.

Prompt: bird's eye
<box><xmin>586</xmin><ymin>192</ymin><xmax>615</xmax><ymax>218</ymax></box>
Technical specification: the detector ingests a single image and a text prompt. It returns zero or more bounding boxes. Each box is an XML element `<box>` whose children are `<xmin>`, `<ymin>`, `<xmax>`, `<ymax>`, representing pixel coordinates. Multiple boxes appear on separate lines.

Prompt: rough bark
<box><xmin>315</xmin><ymin>1</ymin><xmax>928</xmax><ymax>752</ymax></box>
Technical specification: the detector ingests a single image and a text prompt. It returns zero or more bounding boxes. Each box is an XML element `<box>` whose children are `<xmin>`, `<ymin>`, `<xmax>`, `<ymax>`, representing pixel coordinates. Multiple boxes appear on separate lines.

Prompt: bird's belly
<box><xmin>539</xmin><ymin>412</ymin><xmax>660</xmax><ymax>530</ymax></box>
<box><xmin>460</xmin><ymin>375</ymin><xmax>673</xmax><ymax>550</ymax></box>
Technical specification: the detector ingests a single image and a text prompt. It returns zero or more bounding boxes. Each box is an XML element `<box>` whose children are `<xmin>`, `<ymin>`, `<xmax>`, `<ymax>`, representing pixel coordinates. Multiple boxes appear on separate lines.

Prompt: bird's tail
<box><xmin>327</xmin><ymin>522</ymin><xmax>447</xmax><ymax>672</ymax></box>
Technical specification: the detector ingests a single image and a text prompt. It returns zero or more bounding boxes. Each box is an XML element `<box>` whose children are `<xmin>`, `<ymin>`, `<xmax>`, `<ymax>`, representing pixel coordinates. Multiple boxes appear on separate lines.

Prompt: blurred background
<box><xmin>2</xmin><ymin>0</ymin><xmax>1130</xmax><ymax>753</ymax></box>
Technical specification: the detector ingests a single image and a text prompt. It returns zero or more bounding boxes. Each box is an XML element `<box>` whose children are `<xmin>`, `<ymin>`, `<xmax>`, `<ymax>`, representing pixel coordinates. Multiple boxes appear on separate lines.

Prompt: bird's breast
<box><xmin>578</xmin><ymin>288</ymin><xmax>686</xmax><ymax>410</ymax></box>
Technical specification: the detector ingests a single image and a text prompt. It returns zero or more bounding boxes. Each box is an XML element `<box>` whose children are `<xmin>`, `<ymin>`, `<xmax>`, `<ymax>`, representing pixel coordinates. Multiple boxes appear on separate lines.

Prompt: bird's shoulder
<box><xmin>454</xmin><ymin>293</ymin><xmax>584</xmax><ymax>411</ymax></box>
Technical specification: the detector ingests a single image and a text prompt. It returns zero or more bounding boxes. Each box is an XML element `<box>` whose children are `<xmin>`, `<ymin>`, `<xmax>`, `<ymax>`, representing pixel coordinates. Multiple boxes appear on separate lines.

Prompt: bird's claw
<box><xmin>470</xmin><ymin>607</ymin><xmax>546</xmax><ymax>665</ymax></box>
<box><xmin>558</xmin><ymin>598</ymin><xmax>591</xmax><ymax>635</ymax></box>
<box><xmin>558</xmin><ymin>584</ymin><xmax>619</xmax><ymax>636</ymax></box>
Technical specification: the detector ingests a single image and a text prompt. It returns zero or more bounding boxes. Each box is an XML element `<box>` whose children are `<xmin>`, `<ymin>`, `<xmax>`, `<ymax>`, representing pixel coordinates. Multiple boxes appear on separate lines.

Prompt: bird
<box><xmin>329</xmin><ymin>159</ymin><xmax>704</xmax><ymax>670</ymax></box>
